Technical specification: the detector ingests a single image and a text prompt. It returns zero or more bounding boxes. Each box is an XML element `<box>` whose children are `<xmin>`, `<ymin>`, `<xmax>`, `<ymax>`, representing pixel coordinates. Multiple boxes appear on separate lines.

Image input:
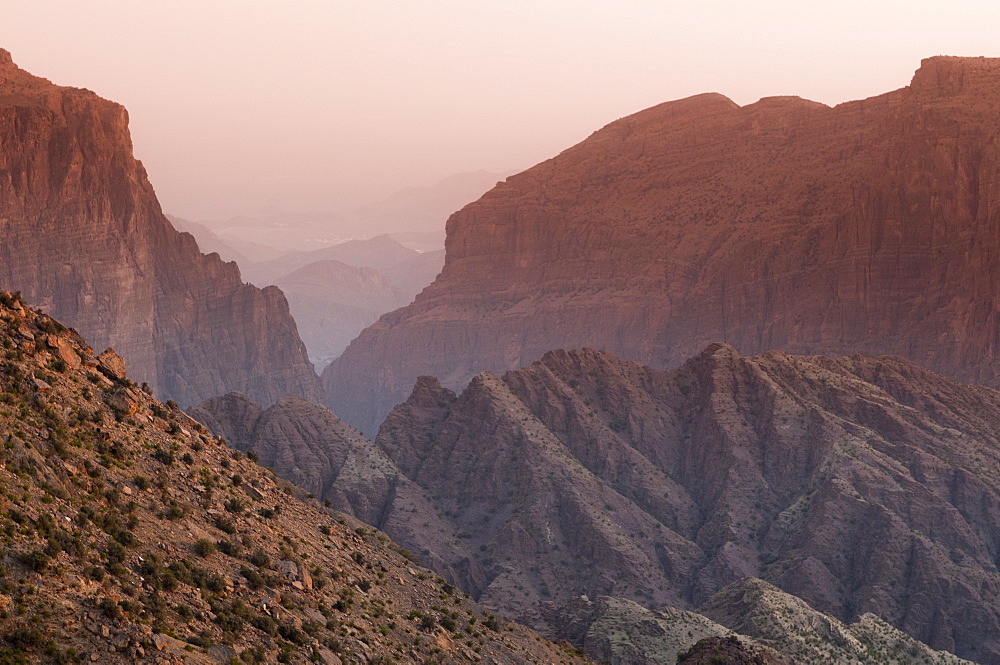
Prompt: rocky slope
<box><xmin>676</xmin><ymin>636</ymin><xmax>785</xmax><ymax>665</ymax></box>
<box><xmin>187</xmin><ymin>392</ymin><xmax>483</xmax><ymax>597</ymax></box>
<box><xmin>323</xmin><ymin>55</ymin><xmax>1000</xmax><ymax>435</ymax></box>
<box><xmin>202</xmin><ymin>343</ymin><xmax>1000</xmax><ymax>662</ymax></box>
<box><xmin>545</xmin><ymin>594</ymin><xmax>751</xmax><ymax>665</ymax></box>
<box><xmin>0</xmin><ymin>48</ymin><xmax>321</xmax><ymax>406</ymax></box>
<box><xmin>372</xmin><ymin>346</ymin><xmax>1000</xmax><ymax>663</ymax></box>
<box><xmin>273</xmin><ymin>260</ymin><xmax>410</xmax><ymax>369</ymax></box>
<box><xmin>571</xmin><ymin>595</ymin><xmax>939</xmax><ymax>665</ymax></box>
<box><xmin>0</xmin><ymin>290</ymin><xmax>579</xmax><ymax>664</ymax></box>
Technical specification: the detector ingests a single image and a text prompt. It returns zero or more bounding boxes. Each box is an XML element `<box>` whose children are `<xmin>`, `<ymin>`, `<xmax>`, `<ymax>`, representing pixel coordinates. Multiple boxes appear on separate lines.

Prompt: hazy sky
<box><xmin>4</xmin><ymin>1</ymin><xmax>999</xmax><ymax>221</ymax></box>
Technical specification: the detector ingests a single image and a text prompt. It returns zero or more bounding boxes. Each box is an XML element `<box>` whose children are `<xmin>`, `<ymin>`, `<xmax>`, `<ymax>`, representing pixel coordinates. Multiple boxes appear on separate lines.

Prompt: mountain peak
<box><xmin>406</xmin><ymin>375</ymin><xmax>455</xmax><ymax>407</ymax></box>
<box><xmin>0</xmin><ymin>48</ymin><xmax>12</xmax><ymax>66</ymax></box>
<box><xmin>372</xmin><ymin>344</ymin><xmax>1000</xmax><ymax>661</ymax></box>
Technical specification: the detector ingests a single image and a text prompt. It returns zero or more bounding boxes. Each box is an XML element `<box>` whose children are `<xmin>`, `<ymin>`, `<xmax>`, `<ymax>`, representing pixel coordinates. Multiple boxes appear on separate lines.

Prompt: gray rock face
<box><xmin>199</xmin><ymin>345</ymin><xmax>1000</xmax><ymax>663</ymax></box>
<box><xmin>0</xmin><ymin>49</ymin><xmax>321</xmax><ymax>406</ymax></box>
<box><xmin>698</xmin><ymin>579</ymin><xmax>970</xmax><ymax>665</ymax></box>
<box><xmin>374</xmin><ymin>346</ymin><xmax>1000</xmax><ymax>663</ymax></box>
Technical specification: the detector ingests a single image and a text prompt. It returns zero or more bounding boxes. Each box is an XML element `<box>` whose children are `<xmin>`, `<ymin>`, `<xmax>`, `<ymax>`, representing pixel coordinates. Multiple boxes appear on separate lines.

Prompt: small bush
<box><xmin>248</xmin><ymin>549</ymin><xmax>270</xmax><ymax>568</ymax></box>
<box><xmin>240</xmin><ymin>567</ymin><xmax>265</xmax><ymax>590</ymax></box>
<box><xmin>3</xmin><ymin>625</ymin><xmax>44</xmax><ymax>649</ymax></box>
<box><xmin>217</xmin><ymin>539</ymin><xmax>242</xmax><ymax>558</ymax></box>
<box><xmin>98</xmin><ymin>597</ymin><xmax>122</xmax><ymax>620</ymax></box>
<box><xmin>151</xmin><ymin>448</ymin><xmax>174</xmax><ymax>465</ymax></box>
<box><xmin>194</xmin><ymin>539</ymin><xmax>216</xmax><ymax>558</ymax></box>
<box><xmin>214</xmin><ymin>515</ymin><xmax>236</xmax><ymax>534</ymax></box>
<box><xmin>18</xmin><ymin>549</ymin><xmax>50</xmax><ymax>573</ymax></box>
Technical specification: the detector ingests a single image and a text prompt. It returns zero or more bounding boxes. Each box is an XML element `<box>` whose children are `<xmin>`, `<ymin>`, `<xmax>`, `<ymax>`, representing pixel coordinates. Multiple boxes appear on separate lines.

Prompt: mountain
<box><xmin>199</xmin><ymin>210</ymin><xmax>352</xmax><ymax>254</ymax></box>
<box><xmin>546</xmin><ymin>594</ymin><xmax>771</xmax><ymax>665</ymax></box>
<box><xmin>375</xmin><ymin>346</ymin><xmax>1000</xmax><ymax>662</ymax></box>
<box><xmin>0</xmin><ymin>49</ymin><xmax>321</xmax><ymax>407</ymax></box>
<box><xmin>165</xmin><ymin>214</ymin><xmax>254</xmax><ymax>265</ymax></box>
<box><xmin>0</xmin><ymin>290</ymin><xmax>579</xmax><ymax>664</ymax></box>
<box><xmin>200</xmin><ymin>343</ymin><xmax>1000</xmax><ymax>663</ymax></box>
<box><xmin>272</xmin><ymin>260</ymin><xmax>411</xmax><ymax>369</ymax></box>
<box><xmin>390</xmin><ymin>231</ymin><xmax>448</xmax><ymax>253</ymax></box>
<box><xmin>699</xmin><ymin>579</ymin><xmax>969</xmax><ymax>665</ymax></box>
<box><xmin>235</xmin><ymin>236</ymin><xmax>443</xmax><ymax>370</ymax></box>
<box><xmin>323</xmin><ymin>55</ymin><xmax>1000</xmax><ymax>435</ymax></box>
<box><xmin>378</xmin><ymin>249</ymin><xmax>446</xmax><ymax>300</ymax></box>
<box><xmin>244</xmin><ymin>235</ymin><xmax>425</xmax><ymax>287</ymax></box>
<box><xmin>355</xmin><ymin>170</ymin><xmax>514</xmax><ymax>235</ymax></box>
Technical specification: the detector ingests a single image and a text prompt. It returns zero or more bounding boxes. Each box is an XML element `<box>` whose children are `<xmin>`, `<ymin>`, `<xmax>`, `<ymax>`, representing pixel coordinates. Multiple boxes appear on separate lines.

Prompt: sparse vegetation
<box><xmin>0</xmin><ymin>293</ymin><xmax>581</xmax><ymax>665</ymax></box>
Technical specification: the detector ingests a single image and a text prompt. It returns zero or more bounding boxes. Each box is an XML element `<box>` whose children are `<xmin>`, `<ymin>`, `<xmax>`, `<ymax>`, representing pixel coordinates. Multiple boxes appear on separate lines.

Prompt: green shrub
<box><xmin>98</xmin><ymin>597</ymin><xmax>122</xmax><ymax>620</ymax></box>
<box><xmin>248</xmin><ymin>549</ymin><xmax>270</xmax><ymax>568</ymax></box>
<box><xmin>18</xmin><ymin>550</ymin><xmax>50</xmax><ymax>573</ymax></box>
<box><xmin>194</xmin><ymin>539</ymin><xmax>216</xmax><ymax>557</ymax></box>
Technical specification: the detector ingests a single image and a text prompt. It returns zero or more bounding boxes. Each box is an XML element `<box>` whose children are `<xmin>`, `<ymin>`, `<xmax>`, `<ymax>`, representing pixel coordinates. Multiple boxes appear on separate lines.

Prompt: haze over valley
<box><xmin>2</xmin><ymin>3</ymin><xmax>1000</xmax><ymax>663</ymax></box>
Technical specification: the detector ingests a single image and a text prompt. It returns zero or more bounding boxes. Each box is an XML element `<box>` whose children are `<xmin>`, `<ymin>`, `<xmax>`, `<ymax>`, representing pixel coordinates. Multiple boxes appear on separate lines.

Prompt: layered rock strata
<box><xmin>0</xmin><ymin>49</ymin><xmax>321</xmax><ymax>406</ymax></box>
<box><xmin>324</xmin><ymin>55</ymin><xmax>1000</xmax><ymax>434</ymax></box>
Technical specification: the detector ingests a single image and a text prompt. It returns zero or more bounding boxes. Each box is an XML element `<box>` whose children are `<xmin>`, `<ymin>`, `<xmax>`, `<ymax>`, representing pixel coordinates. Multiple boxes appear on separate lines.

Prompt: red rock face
<box><xmin>0</xmin><ymin>50</ymin><xmax>321</xmax><ymax>406</ymax></box>
<box><xmin>324</xmin><ymin>56</ymin><xmax>1000</xmax><ymax>434</ymax></box>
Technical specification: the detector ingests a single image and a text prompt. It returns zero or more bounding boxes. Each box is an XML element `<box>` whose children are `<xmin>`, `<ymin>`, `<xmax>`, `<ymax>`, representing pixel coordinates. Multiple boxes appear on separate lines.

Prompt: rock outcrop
<box><xmin>676</xmin><ymin>636</ymin><xmax>785</xmax><ymax>665</ymax></box>
<box><xmin>372</xmin><ymin>346</ymin><xmax>1000</xmax><ymax>663</ymax></box>
<box><xmin>0</xmin><ymin>290</ymin><xmax>578</xmax><ymax>664</ymax></box>
<box><xmin>0</xmin><ymin>49</ymin><xmax>321</xmax><ymax>406</ymax></box>
<box><xmin>323</xmin><ymin>55</ymin><xmax>1000</xmax><ymax>434</ymax></box>
<box><xmin>698</xmin><ymin>579</ymin><xmax>968</xmax><ymax>665</ymax></box>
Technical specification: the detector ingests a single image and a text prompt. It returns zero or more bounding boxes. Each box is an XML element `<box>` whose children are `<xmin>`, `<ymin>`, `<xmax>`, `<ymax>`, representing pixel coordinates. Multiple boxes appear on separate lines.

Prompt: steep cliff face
<box><xmin>324</xmin><ymin>56</ymin><xmax>1000</xmax><ymax>434</ymax></box>
<box><xmin>375</xmin><ymin>346</ymin><xmax>1000</xmax><ymax>663</ymax></box>
<box><xmin>0</xmin><ymin>49</ymin><xmax>321</xmax><ymax>406</ymax></box>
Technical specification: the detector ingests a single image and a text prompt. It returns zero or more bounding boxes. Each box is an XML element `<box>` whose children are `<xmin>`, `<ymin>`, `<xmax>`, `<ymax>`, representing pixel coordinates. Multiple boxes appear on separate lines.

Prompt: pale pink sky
<box><xmin>4</xmin><ymin>1</ymin><xmax>999</xmax><ymax>221</ymax></box>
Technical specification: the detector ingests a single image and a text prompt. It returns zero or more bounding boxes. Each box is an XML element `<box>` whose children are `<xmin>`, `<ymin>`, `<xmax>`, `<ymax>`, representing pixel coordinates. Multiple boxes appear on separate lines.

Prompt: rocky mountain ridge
<box><xmin>0</xmin><ymin>289</ymin><xmax>578</xmax><ymax>664</ymax></box>
<box><xmin>323</xmin><ymin>55</ymin><xmax>1000</xmax><ymax>435</ymax></box>
<box><xmin>0</xmin><ymin>48</ymin><xmax>321</xmax><ymax>406</ymax></box>
<box><xmin>199</xmin><ymin>344</ymin><xmax>1000</xmax><ymax>663</ymax></box>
